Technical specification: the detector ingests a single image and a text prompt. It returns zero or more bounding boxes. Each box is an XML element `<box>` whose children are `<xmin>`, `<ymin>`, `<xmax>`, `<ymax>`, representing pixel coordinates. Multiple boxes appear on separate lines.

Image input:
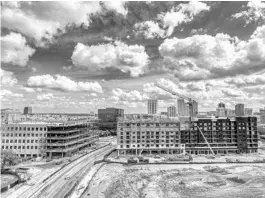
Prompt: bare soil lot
<box><xmin>87</xmin><ymin>163</ymin><xmax>265</xmax><ymax>198</ymax></box>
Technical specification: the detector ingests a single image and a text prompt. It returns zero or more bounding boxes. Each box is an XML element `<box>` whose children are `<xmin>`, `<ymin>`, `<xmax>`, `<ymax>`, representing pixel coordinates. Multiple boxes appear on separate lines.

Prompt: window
<box><xmin>32</xmin><ymin>133</ymin><xmax>34</xmax><ymax>137</ymax></box>
<box><xmin>40</xmin><ymin>128</ymin><xmax>43</xmax><ymax>131</ymax></box>
<box><xmin>6</xmin><ymin>146</ymin><xmax>9</xmax><ymax>149</ymax></box>
<box><xmin>10</xmin><ymin>146</ymin><xmax>12</xmax><ymax>149</ymax></box>
<box><xmin>27</xmin><ymin>140</ymin><xmax>30</xmax><ymax>143</ymax></box>
<box><xmin>22</xmin><ymin>146</ymin><xmax>25</xmax><ymax>149</ymax></box>
<box><xmin>19</xmin><ymin>134</ymin><xmax>22</xmax><ymax>137</ymax></box>
<box><xmin>10</xmin><ymin>133</ymin><xmax>13</xmax><ymax>137</ymax></box>
<box><xmin>32</xmin><ymin>128</ymin><xmax>34</xmax><ymax>131</ymax></box>
<box><xmin>14</xmin><ymin>146</ymin><xmax>17</xmax><ymax>149</ymax></box>
<box><xmin>23</xmin><ymin>127</ymin><xmax>26</xmax><ymax>130</ymax></box>
<box><xmin>15</xmin><ymin>133</ymin><xmax>17</xmax><ymax>137</ymax></box>
<box><xmin>18</xmin><ymin>140</ymin><xmax>21</xmax><ymax>143</ymax></box>
<box><xmin>35</xmin><ymin>146</ymin><xmax>38</xmax><ymax>149</ymax></box>
<box><xmin>27</xmin><ymin>146</ymin><xmax>29</xmax><ymax>149</ymax></box>
<box><xmin>36</xmin><ymin>128</ymin><xmax>38</xmax><ymax>131</ymax></box>
<box><xmin>27</xmin><ymin>133</ymin><xmax>30</xmax><ymax>137</ymax></box>
<box><xmin>15</xmin><ymin>140</ymin><xmax>17</xmax><ymax>143</ymax></box>
<box><xmin>6</xmin><ymin>140</ymin><xmax>9</xmax><ymax>143</ymax></box>
<box><xmin>31</xmin><ymin>140</ymin><xmax>34</xmax><ymax>143</ymax></box>
<box><xmin>28</xmin><ymin>128</ymin><xmax>30</xmax><ymax>131</ymax></box>
<box><xmin>35</xmin><ymin>140</ymin><xmax>38</xmax><ymax>143</ymax></box>
<box><xmin>31</xmin><ymin>146</ymin><xmax>33</xmax><ymax>149</ymax></box>
<box><xmin>19</xmin><ymin>127</ymin><xmax>22</xmax><ymax>131</ymax></box>
<box><xmin>23</xmin><ymin>140</ymin><xmax>25</xmax><ymax>143</ymax></box>
<box><xmin>36</xmin><ymin>134</ymin><xmax>38</xmax><ymax>137</ymax></box>
<box><xmin>23</xmin><ymin>133</ymin><xmax>26</xmax><ymax>137</ymax></box>
<box><xmin>10</xmin><ymin>140</ymin><xmax>13</xmax><ymax>143</ymax></box>
<box><xmin>18</xmin><ymin>146</ymin><xmax>21</xmax><ymax>149</ymax></box>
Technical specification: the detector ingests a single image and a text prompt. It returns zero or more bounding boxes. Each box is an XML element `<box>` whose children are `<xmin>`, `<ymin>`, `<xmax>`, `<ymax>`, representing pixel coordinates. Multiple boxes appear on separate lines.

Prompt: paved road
<box><xmin>19</xmin><ymin>145</ymin><xmax>114</xmax><ymax>198</ymax></box>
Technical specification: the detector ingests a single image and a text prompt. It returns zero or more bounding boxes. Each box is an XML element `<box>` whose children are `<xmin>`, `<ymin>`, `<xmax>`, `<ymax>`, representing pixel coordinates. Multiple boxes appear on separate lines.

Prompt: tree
<box><xmin>1</xmin><ymin>150</ymin><xmax>20</xmax><ymax>168</ymax></box>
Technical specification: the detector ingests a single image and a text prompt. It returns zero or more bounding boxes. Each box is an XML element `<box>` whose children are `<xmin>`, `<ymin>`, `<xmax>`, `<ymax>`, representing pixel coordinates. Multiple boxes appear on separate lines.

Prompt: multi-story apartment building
<box><xmin>1</xmin><ymin>122</ymin><xmax>48</xmax><ymax>158</ymax></box>
<box><xmin>1</xmin><ymin>120</ymin><xmax>99</xmax><ymax>159</ymax></box>
<box><xmin>117</xmin><ymin>118</ymin><xmax>183</xmax><ymax>155</ymax></box>
<box><xmin>117</xmin><ymin>116</ymin><xmax>258</xmax><ymax>155</ymax></box>
<box><xmin>181</xmin><ymin>117</ymin><xmax>258</xmax><ymax>154</ymax></box>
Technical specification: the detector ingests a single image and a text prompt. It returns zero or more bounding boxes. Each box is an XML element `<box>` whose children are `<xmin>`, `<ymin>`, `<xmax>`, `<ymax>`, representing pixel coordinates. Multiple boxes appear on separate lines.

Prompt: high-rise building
<box><xmin>216</xmin><ymin>103</ymin><xmax>226</xmax><ymax>117</ymax></box>
<box><xmin>245</xmin><ymin>108</ymin><xmax>253</xmax><ymax>116</ymax></box>
<box><xmin>167</xmin><ymin>106</ymin><xmax>177</xmax><ymax>117</ymax></box>
<box><xmin>178</xmin><ymin>99</ymin><xmax>187</xmax><ymax>116</ymax></box>
<box><xmin>218</xmin><ymin>102</ymin><xmax>225</xmax><ymax>108</ymax></box>
<box><xmin>192</xmin><ymin>101</ymin><xmax>198</xmax><ymax>117</ymax></box>
<box><xmin>23</xmin><ymin>106</ymin><xmax>32</xmax><ymax>115</ymax></box>
<box><xmin>235</xmin><ymin>104</ymin><xmax>245</xmax><ymax>116</ymax></box>
<box><xmin>98</xmin><ymin>108</ymin><xmax>124</xmax><ymax>133</ymax></box>
<box><xmin>147</xmin><ymin>99</ymin><xmax>158</xmax><ymax>115</ymax></box>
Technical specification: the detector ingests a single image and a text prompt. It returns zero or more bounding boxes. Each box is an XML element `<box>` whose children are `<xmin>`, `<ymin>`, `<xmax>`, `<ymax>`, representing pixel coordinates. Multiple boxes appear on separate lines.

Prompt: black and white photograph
<box><xmin>1</xmin><ymin>1</ymin><xmax>265</xmax><ymax>197</ymax></box>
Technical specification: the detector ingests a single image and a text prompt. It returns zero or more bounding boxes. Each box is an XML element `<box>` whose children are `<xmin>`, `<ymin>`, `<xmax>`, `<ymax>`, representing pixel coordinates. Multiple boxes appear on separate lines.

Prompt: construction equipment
<box><xmin>155</xmin><ymin>82</ymin><xmax>215</xmax><ymax>156</ymax></box>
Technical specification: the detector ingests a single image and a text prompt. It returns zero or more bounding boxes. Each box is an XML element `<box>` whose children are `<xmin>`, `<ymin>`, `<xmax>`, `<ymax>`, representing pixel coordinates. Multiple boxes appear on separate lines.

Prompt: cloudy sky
<box><xmin>1</xmin><ymin>1</ymin><xmax>265</xmax><ymax>114</ymax></box>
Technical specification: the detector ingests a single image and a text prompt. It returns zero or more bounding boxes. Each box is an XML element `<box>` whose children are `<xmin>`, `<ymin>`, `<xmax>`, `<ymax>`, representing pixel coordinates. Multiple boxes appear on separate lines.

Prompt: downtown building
<box><xmin>1</xmin><ymin>120</ymin><xmax>99</xmax><ymax>159</ymax></box>
<box><xmin>147</xmin><ymin>99</ymin><xmax>158</xmax><ymax>115</ymax></box>
<box><xmin>116</xmin><ymin>116</ymin><xmax>258</xmax><ymax>155</ymax></box>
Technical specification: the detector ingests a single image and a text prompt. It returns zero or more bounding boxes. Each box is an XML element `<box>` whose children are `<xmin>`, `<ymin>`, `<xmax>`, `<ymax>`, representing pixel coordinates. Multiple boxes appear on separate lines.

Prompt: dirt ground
<box><xmin>87</xmin><ymin>163</ymin><xmax>265</xmax><ymax>198</ymax></box>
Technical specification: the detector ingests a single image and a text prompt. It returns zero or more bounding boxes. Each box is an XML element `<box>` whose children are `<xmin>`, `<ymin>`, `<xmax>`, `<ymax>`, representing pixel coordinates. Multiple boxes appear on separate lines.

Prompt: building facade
<box><xmin>117</xmin><ymin>118</ymin><xmax>183</xmax><ymax>155</ymax></box>
<box><xmin>245</xmin><ymin>108</ymin><xmax>253</xmax><ymax>116</ymax></box>
<box><xmin>235</xmin><ymin>104</ymin><xmax>245</xmax><ymax>116</ymax></box>
<box><xmin>1</xmin><ymin>120</ymin><xmax>99</xmax><ymax>159</ymax></box>
<box><xmin>147</xmin><ymin>99</ymin><xmax>158</xmax><ymax>115</ymax></box>
<box><xmin>167</xmin><ymin>106</ymin><xmax>177</xmax><ymax>117</ymax></box>
<box><xmin>23</xmin><ymin>107</ymin><xmax>33</xmax><ymax>115</ymax></box>
<box><xmin>98</xmin><ymin>108</ymin><xmax>124</xmax><ymax>132</ymax></box>
<box><xmin>178</xmin><ymin>99</ymin><xmax>189</xmax><ymax>116</ymax></box>
<box><xmin>117</xmin><ymin>116</ymin><xmax>258</xmax><ymax>155</ymax></box>
<box><xmin>1</xmin><ymin>123</ymin><xmax>48</xmax><ymax>158</ymax></box>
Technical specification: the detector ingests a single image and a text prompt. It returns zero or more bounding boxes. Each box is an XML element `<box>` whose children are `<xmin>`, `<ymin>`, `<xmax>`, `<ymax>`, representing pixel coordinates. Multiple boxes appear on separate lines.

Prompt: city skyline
<box><xmin>1</xmin><ymin>1</ymin><xmax>265</xmax><ymax>113</ymax></box>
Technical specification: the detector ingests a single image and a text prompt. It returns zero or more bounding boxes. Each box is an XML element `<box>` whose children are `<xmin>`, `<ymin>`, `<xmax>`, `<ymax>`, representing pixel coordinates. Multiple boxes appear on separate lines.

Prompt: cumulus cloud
<box><xmin>1</xmin><ymin>32</ymin><xmax>35</xmax><ymax>66</ymax></box>
<box><xmin>134</xmin><ymin>21</ymin><xmax>165</xmax><ymax>39</ymax></box>
<box><xmin>111</xmin><ymin>88</ymin><xmax>147</xmax><ymax>101</ymax></box>
<box><xmin>0</xmin><ymin>89</ymin><xmax>23</xmax><ymax>99</ymax></box>
<box><xmin>158</xmin><ymin>25</ymin><xmax>265</xmax><ymax>80</ymax></box>
<box><xmin>0</xmin><ymin>69</ymin><xmax>18</xmax><ymax>86</ymax></box>
<box><xmin>159</xmin><ymin>1</ymin><xmax>210</xmax><ymax>36</ymax></box>
<box><xmin>20</xmin><ymin>87</ymin><xmax>36</xmax><ymax>93</ymax></box>
<box><xmin>27</xmin><ymin>74</ymin><xmax>103</xmax><ymax>93</ymax></box>
<box><xmin>225</xmin><ymin>70</ymin><xmax>265</xmax><ymax>87</ymax></box>
<box><xmin>232</xmin><ymin>1</ymin><xmax>265</xmax><ymax>25</ymax></box>
<box><xmin>1</xmin><ymin>2</ymin><xmax>127</xmax><ymax>46</ymax></box>
<box><xmin>36</xmin><ymin>93</ymin><xmax>54</xmax><ymax>101</ymax></box>
<box><xmin>71</xmin><ymin>41</ymin><xmax>149</xmax><ymax>77</ymax></box>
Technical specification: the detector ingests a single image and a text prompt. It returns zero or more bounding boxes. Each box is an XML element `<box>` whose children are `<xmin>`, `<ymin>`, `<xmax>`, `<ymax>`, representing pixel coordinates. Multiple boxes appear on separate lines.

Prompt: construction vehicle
<box><xmin>155</xmin><ymin>82</ymin><xmax>215</xmax><ymax>157</ymax></box>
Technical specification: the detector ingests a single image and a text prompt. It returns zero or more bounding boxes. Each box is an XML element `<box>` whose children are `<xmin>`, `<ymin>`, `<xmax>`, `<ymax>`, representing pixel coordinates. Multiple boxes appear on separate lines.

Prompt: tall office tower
<box><xmin>218</xmin><ymin>102</ymin><xmax>225</xmax><ymax>108</ymax></box>
<box><xmin>245</xmin><ymin>108</ymin><xmax>253</xmax><ymax>116</ymax></box>
<box><xmin>23</xmin><ymin>106</ymin><xmax>32</xmax><ymax>115</ymax></box>
<box><xmin>216</xmin><ymin>103</ymin><xmax>226</xmax><ymax>117</ymax></box>
<box><xmin>260</xmin><ymin>108</ymin><xmax>265</xmax><ymax>115</ymax></box>
<box><xmin>167</xmin><ymin>106</ymin><xmax>177</xmax><ymax>117</ymax></box>
<box><xmin>192</xmin><ymin>101</ymin><xmax>198</xmax><ymax>117</ymax></box>
<box><xmin>225</xmin><ymin>109</ymin><xmax>233</xmax><ymax>117</ymax></box>
<box><xmin>147</xmin><ymin>99</ymin><xmax>158</xmax><ymax>115</ymax></box>
<box><xmin>235</xmin><ymin>104</ymin><xmax>245</xmax><ymax>116</ymax></box>
<box><xmin>177</xmin><ymin>99</ymin><xmax>186</xmax><ymax>116</ymax></box>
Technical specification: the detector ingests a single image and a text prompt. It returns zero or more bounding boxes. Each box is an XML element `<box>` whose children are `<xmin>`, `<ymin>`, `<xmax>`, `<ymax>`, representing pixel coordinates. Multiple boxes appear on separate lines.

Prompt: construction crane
<box><xmin>155</xmin><ymin>82</ymin><xmax>215</xmax><ymax>156</ymax></box>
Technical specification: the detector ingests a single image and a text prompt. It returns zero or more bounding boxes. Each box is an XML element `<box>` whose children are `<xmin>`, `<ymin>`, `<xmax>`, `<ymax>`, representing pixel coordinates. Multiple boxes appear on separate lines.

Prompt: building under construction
<box><xmin>46</xmin><ymin>120</ymin><xmax>99</xmax><ymax>158</ymax></box>
<box><xmin>116</xmin><ymin>116</ymin><xmax>258</xmax><ymax>155</ymax></box>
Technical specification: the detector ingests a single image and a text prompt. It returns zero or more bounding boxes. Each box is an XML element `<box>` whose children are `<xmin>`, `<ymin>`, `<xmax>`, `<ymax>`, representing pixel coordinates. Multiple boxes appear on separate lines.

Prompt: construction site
<box><xmin>86</xmin><ymin>163</ymin><xmax>265</xmax><ymax>198</ymax></box>
<box><xmin>46</xmin><ymin>121</ymin><xmax>99</xmax><ymax>158</ymax></box>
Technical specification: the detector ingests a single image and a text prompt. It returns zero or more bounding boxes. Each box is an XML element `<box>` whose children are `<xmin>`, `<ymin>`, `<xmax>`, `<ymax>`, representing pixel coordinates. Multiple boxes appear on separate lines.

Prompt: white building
<box><xmin>1</xmin><ymin>122</ymin><xmax>48</xmax><ymax>158</ymax></box>
<box><xmin>147</xmin><ymin>99</ymin><xmax>158</xmax><ymax>115</ymax></box>
<box><xmin>167</xmin><ymin>106</ymin><xmax>177</xmax><ymax>117</ymax></box>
